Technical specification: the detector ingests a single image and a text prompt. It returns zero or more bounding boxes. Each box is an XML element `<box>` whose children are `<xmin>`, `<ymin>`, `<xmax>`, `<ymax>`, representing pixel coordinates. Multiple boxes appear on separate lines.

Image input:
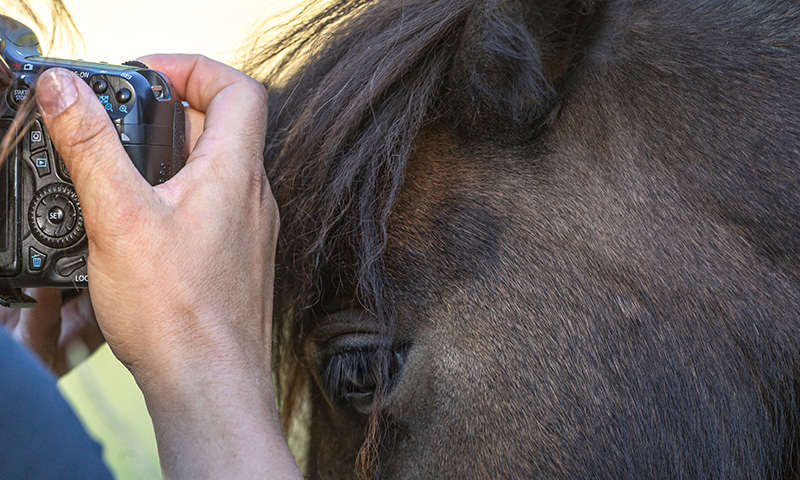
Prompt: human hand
<box><xmin>34</xmin><ymin>55</ymin><xmax>299</xmax><ymax>478</ymax></box>
<box><xmin>0</xmin><ymin>290</ymin><xmax>102</xmax><ymax>376</ymax></box>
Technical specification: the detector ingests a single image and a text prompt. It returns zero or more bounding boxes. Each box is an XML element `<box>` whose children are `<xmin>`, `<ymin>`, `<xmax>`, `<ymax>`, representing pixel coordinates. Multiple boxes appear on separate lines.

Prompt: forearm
<box><xmin>35</xmin><ymin>55</ymin><xmax>299</xmax><ymax>478</ymax></box>
<box><xmin>141</xmin><ymin>355</ymin><xmax>301</xmax><ymax>480</ymax></box>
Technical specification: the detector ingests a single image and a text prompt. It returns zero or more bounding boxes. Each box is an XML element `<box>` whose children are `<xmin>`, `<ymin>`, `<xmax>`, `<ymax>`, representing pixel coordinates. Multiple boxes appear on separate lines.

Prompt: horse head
<box><xmin>256</xmin><ymin>0</ymin><xmax>800</xmax><ymax>477</ymax></box>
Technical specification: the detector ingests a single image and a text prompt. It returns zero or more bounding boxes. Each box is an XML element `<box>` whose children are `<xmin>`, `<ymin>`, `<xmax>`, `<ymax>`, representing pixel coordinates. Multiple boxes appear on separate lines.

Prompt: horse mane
<box><xmin>243</xmin><ymin>0</ymin><xmax>600</xmax><ymax>472</ymax></box>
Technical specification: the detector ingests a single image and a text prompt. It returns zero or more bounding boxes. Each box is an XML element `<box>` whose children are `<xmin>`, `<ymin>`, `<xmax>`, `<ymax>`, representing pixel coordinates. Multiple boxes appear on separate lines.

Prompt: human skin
<box><xmin>0</xmin><ymin>289</ymin><xmax>101</xmax><ymax>375</ymax></box>
<box><xmin>11</xmin><ymin>54</ymin><xmax>300</xmax><ymax>479</ymax></box>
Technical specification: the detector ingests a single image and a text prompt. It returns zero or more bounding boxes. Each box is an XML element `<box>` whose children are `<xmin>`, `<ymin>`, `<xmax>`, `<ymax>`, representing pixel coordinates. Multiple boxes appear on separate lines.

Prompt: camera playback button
<box><xmin>29</xmin><ymin>151</ymin><xmax>51</xmax><ymax>177</ymax></box>
<box><xmin>55</xmin><ymin>255</ymin><xmax>86</xmax><ymax>277</ymax></box>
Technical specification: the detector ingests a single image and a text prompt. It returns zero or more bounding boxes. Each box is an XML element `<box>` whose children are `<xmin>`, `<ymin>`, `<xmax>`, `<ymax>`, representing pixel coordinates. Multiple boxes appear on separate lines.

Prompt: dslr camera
<box><xmin>0</xmin><ymin>16</ymin><xmax>186</xmax><ymax>307</ymax></box>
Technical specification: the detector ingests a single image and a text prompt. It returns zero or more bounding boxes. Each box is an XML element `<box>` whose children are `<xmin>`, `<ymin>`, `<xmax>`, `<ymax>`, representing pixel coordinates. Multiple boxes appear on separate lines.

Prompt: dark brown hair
<box><xmin>245</xmin><ymin>0</ymin><xmax>598</xmax><ymax>473</ymax></box>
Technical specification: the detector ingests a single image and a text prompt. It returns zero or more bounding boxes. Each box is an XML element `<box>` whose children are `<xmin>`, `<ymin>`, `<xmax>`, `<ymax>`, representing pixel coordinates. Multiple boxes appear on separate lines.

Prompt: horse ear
<box><xmin>444</xmin><ymin>0</ymin><xmax>602</xmax><ymax>140</ymax></box>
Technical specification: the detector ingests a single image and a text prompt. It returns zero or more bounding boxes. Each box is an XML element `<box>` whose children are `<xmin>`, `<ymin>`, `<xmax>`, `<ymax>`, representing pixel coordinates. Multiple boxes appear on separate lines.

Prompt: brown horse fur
<box><xmin>254</xmin><ymin>0</ymin><xmax>800</xmax><ymax>477</ymax></box>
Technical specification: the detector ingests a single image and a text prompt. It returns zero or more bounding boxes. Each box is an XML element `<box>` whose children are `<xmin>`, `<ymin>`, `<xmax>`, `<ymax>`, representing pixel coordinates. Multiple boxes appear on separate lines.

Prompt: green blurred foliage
<box><xmin>58</xmin><ymin>345</ymin><xmax>162</xmax><ymax>480</ymax></box>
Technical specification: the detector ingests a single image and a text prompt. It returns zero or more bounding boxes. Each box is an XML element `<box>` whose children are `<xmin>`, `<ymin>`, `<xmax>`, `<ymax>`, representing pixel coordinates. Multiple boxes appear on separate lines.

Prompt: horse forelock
<box><xmin>246</xmin><ymin>0</ymin><xmax>605</xmax><ymax>472</ymax></box>
<box><xmin>257</xmin><ymin>0</ymin><xmax>603</xmax><ymax>313</ymax></box>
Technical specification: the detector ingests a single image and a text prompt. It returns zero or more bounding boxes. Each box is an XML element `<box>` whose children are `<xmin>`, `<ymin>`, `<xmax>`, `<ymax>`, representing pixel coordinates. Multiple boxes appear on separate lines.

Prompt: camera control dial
<box><xmin>28</xmin><ymin>184</ymin><xmax>84</xmax><ymax>248</ymax></box>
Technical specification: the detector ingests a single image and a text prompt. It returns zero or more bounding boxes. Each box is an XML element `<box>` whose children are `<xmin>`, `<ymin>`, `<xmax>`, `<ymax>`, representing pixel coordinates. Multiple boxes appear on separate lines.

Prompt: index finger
<box><xmin>138</xmin><ymin>54</ymin><xmax>268</xmax><ymax>138</ymax></box>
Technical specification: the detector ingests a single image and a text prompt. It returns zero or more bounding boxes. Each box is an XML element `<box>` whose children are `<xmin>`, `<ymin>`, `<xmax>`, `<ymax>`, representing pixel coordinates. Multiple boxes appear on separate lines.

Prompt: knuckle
<box><xmin>246</xmin><ymin>168</ymin><xmax>279</xmax><ymax>231</ymax></box>
<box><xmin>56</xmin><ymin>114</ymin><xmax>110</xmax><ymax>159</ymax></box>
<box><xmin>245</xmin><ymin>80</ymin><xmax>269</xmax><ymax>112</ymax></box>
<box><xmin>260</xmin><ymin>180</ymin><xmax>280</xmax><ymax>230</ymax></box>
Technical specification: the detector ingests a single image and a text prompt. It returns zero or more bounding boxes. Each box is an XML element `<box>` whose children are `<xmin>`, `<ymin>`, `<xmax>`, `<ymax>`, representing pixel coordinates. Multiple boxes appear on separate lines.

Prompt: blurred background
<box><xmin>3</xmin><ymin>0</ymin><xmax>303</xmax><ymax>478</ymax></box>
<box><xmin>48</xmin><ymin>0</ymin><xmax>291</xmax><ymax>64</ymax></box>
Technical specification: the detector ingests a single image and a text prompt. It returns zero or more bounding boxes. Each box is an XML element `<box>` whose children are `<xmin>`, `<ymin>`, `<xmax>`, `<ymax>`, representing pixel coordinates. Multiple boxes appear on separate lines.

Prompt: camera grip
<box><xmin>121</xmin><ymin>102</ymin><xmax>186</xmax><ymax>185</ymax></box>
<box><xmin>171</xmin><ymin>101</ymin><xmax>187</xmax><ymax>174</ymax></box>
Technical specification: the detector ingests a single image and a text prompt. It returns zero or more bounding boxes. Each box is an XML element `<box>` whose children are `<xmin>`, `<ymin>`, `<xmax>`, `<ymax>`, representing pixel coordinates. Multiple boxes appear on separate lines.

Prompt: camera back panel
<box><xmin>0</xmin><ymin>15</ymin><xmax>186</xmax><ymax>307</ymax></box>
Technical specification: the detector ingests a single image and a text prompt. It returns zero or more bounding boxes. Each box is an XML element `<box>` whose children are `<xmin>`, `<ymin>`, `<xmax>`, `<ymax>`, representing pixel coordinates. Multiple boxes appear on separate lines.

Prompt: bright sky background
<box><xmin>44</xmin><ymin>0</ymin><xmax>300</xmax><ymax>65</ymax></box>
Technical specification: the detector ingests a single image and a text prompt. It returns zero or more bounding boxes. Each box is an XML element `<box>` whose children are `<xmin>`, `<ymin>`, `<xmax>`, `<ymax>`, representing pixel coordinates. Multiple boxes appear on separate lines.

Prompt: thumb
<box><xmin>35</xmin><ymin>68</ymin><xmax>151</xmax><ymax>235</ymax></box>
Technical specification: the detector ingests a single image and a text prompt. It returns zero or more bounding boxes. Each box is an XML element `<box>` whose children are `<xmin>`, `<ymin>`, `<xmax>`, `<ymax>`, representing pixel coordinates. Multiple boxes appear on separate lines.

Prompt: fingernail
<box><xmin>36</xmin><ymin>69</ymin><xmax>78</xmax><ymax>117</ymax></box>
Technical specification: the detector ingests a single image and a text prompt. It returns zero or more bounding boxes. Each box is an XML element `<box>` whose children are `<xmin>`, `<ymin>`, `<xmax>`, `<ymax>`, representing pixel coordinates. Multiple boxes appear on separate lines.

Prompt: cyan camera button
<box><xmin>55</xmin><ymin>255</ymin><xmax>86</xmax><ymax>277</ymax></box>
<box><xmin>29</xmin><ymin>121</ymin><xmax>46</xmax><ymax>151</ymax></box>
<box><xmin>29</xmin><ymin>247</ymin><xmax>46</xmax><ymax>271</ymax></box>
<box><xmin>30</xmin><ymin>151</ymin><xmax>51</xmax><ymax>177</ymax></box>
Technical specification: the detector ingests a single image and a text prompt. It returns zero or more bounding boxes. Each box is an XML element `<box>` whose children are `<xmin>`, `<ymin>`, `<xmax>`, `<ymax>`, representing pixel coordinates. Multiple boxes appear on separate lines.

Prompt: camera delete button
<box><xmin>28</xmin><ymin>247</ymin><xmax>46</xmax><ymax>271</ymax></box>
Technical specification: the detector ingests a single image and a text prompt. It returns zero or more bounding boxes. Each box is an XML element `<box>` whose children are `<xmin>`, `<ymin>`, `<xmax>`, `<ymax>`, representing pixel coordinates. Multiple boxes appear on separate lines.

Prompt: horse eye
<box><xmin>322</xmin><ymin>344</ymin><xmax>407</xmax><ymax>416</ymax></box>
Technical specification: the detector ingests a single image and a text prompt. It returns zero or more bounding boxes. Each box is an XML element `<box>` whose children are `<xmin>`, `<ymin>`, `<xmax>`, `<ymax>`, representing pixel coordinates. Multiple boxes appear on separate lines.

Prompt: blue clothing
<box><xmin>0</xmin><ymin>327</ymin><xmax>112</xmax><ymax>479</ymax></box>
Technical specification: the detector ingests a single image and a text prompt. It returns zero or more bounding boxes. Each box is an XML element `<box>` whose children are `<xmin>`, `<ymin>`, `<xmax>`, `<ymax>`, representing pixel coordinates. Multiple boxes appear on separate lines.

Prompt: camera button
<box><xmin>47</xmin><ymin>206</ymin><xmax>65</xmax><ymax>224</ymax></box>
<box><xmin>8</xmin><ymin>76</ymin><xmax>33</xmax><ymax>110</ymax></box>
<box><xmin>55</xmin><ymin>255</ymin><xmax>86</xmax><ymax>277</ymax></box>
<box><xmin>116</xmin><ymin>88</ymin><xmax>132</xmax><ymax>103</ymax></box>
<box><xmin>30</xmin><ymin>185</ymin><xmax>84</xmax><ymax>248</ymax></box>
<box><xmin>35</xmin><ymin>194</ymin><xmax>77</xmax><ymax>235</ymax></box>
<box><xmin>29</xmin><ymin>121</ymin><xmax>46</xmax><ymax>151</ymax></box>
<box><xmin>28</xmin><ymin>247</ymin><xmax>46</xmax><ymax>271</ymax></box>
<box><xmin>57</xmin><ymin>155</ymin><xmax>71</xmax><ymax>181</ymax></box>
<box><xmin>30</xmin><ymin>151</ymin><xmax>51</xmax><ymax>177</ymax></box>
<box><xmin>92</xmin><ymin>79</ymin><xmax>108</xmax><ymax>94</ymax></box>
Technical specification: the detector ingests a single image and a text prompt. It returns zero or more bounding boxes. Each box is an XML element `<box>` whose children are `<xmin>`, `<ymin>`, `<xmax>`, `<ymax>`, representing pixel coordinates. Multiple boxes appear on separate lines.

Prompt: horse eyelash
<box><xmin>323</xmin><ymin>349</ymin><xmax>382</xmax><ymax>398</ymax></box>
<box><xmin>322</xmin><ymin>345</ymin><xmax>408</xmax><ymax>400</ymax></box>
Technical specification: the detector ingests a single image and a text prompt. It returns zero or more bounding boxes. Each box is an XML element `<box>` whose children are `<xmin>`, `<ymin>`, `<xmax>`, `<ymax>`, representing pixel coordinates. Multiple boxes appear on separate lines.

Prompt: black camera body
<box><xmin>0</xmin><ymin>16</ymin><xmax>186</xmax><ymax>307</ymax></box>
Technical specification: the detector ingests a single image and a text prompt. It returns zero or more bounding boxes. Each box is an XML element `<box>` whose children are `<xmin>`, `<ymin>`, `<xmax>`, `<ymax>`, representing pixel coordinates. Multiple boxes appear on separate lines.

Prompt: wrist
<box><xmin>135</xmin><ymin>343</ymin><xmax>299</xmax><ymax>479</ymax></box>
